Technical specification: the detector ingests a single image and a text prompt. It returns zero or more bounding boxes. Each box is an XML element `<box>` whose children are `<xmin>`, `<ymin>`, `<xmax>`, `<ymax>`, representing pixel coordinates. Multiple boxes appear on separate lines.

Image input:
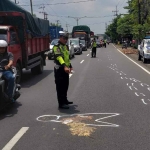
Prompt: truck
<box><xmin>0</xmin><ymin>0</ymin><xmax>50</xmax><ymax>83</ymax></box>
<box><xmin>49</xmin><ymin>26</ymin><xmax>63</xmax><ymax>41</ymax></box>
<box><xmin>72</xmin><ymin>25</ymin><xmax>91</xmax><ymax>48</ymax></box>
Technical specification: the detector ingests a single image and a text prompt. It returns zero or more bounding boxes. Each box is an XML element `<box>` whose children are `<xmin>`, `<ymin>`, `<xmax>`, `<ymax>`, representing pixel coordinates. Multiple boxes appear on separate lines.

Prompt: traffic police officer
<box><xmin>91</xmin><ymin>38</ymin><xmax>97</xmax><ymax>58</ymax></box>
<box><xmin>53</xmin><ymin>31</ymin><xmax>73</xmax><ymax>109</ymax></box>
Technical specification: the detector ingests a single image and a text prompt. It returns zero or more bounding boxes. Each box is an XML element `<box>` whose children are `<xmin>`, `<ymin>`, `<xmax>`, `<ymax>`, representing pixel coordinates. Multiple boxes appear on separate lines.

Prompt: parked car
<box><xmin>47</xmin><ymin>39</ymin><xmax>59</xmax><ymax>60</ymax></box>
<box><xmin>67</xmin><ymin>39</ymin><xmax>75</xmax><ymax>58</ymax></box>
<box><xmin>80</xmin><ymin>40</ymin><xmax>87</xmax><ymax>51</ymax></box>
<box><xmin>70</xmin><ymin>38</ymin><xmax>82</xmax><ymax>55</ymax></box>
<box><xmin>138</xmin><ymin>38</ymin><xmax>150</xmax><ymax>63</ymax></box>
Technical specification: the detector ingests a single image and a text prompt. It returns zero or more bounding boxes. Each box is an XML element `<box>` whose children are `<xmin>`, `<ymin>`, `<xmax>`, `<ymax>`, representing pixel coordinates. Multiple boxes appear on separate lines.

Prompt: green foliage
<box><xmin>105</xmin><ymin>0</ymin><xmax>150</xmax><ymax>42</ymax></box>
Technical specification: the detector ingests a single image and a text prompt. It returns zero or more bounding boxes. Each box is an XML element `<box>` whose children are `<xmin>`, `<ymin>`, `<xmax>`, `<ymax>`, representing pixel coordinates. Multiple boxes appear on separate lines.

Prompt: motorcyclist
<box><xmin>0</xmin><ymin>40</ymin><xmax>15</xmax><ymax>102</ymax></box>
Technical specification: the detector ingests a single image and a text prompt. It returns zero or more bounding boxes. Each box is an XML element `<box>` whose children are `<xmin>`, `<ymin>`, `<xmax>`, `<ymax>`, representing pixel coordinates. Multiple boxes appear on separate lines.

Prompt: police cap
<box><xmin>59</xmin><ymin>31</ymin><xmax>69</xmax><ymax>38</ymax></box>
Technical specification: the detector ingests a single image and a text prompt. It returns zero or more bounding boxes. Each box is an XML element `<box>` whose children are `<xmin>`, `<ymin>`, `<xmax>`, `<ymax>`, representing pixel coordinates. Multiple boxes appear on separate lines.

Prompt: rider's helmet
<box><xmin>0</xmin><ymin>40</ymin><xmax>8</xmax><ymax>48</ymax></box>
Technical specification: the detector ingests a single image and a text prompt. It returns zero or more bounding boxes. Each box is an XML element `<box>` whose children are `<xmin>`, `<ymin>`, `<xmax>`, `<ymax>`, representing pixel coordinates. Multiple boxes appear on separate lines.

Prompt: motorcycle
<box><xmin>0</xmin><ymin>60</ymin><xmax>21</xmax><ymax>111</ymax></box>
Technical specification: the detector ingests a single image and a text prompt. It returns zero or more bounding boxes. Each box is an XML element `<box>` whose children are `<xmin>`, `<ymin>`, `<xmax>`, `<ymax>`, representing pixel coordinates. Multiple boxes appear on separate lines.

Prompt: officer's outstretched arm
<box><xmin>53</xmin><ymin>46</ymin><xmax>66</xmax><ymax>66</ymax></box>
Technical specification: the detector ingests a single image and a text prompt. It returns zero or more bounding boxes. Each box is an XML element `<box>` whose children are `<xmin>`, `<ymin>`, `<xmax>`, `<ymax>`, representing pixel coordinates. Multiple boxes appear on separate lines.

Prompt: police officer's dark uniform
<box><xmin>53</xmin><ymin>32</ymin><xmax>73</xmax><ymax>109</ymax></box>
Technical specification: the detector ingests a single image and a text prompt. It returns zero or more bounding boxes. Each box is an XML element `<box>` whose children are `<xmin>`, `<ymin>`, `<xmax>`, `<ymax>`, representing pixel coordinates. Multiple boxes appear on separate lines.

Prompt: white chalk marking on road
<box><xmin>141</xmin><ymin>83</ymin><xmax>144</xmax><ymax>87</ymax></box>
<box><xmin>120</xmin><ymin>73</ymin><xmax>122</xmax><ymax>75</ymax></box>
<box><xmin>129</xmin><ymin>86</ymin><xmax>133</xmax><ymax>90</ymax></box>
<box><xmin>127</xmin><ymin>83</ymin><xmax>129</xmax><ymax>86</ymax></box>
<box><xmin>80</xmin><ymin>60</ymin><xmax>84</xmax><ymax>64</ymax></box>
<box><xmin>140</xmin><ymin>93</ymin><xmax>146</xmax><ymax>96</ymax></box>
<box><xmin>120</xmin><ymin>71</ymin><xmax>126</xmax><ymax>75</ymax></box>
<box><xmin>87</xmin><ymin>54</ymin><xmax>89</xmax><ymax>56</ymax></box>
<box><xmin>148</xmin><ymin>99</ymin><xmax>150</xmax><ymax>102</ymax></box>
<box><xmin>2</xmin><ymin>127</ymin><xmax>29</xmax><ymax>150</ymax></box>
<box><xmin>142</xmin><ymin>83</ymin><xmax>149</xmax><ymax>87</ymax></box>
<box><xmin>117</xmin><ymin>49</ymin><xmax>150</xmax><ymax>75</ymax></box>
<box><xmin>37</xmin><ymin>113</ymin><xmax>120</xmax><ymax>127</ymax></box>
<box><xmin>148</xmin><ymin>87</ymin><xmax>150</xmax><ymax>91</ymax></box>
<box><xmin>133</xmin><ymin>87</ymin><xmax>138</xmax><ymax>90</ymax></box>
<box><xmin>135</xmin><ymin>92</ymin><xmax>139</xmax><ymax>96</ymax></box>
<box><xmin>125</xmin><ymin>77</ymin><xmax>128</xmax><ymax>79</ymax></box>
<box><xmin>141</xmin><ymin>99</ymin><xmax>147</xmax><ymax>105</ymax></box>
<box><xmin>121</xmin><ymin>77</ymin><xmax>123</xmax><ymax>79</ymax></box>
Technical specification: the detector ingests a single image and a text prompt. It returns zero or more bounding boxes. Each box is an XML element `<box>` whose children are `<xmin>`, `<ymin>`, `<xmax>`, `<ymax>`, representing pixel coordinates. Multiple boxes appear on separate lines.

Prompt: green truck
<box><xmin>72</xmin><ymin>25</ymin><xmax>91</xmax><ymax>48</ymax></box>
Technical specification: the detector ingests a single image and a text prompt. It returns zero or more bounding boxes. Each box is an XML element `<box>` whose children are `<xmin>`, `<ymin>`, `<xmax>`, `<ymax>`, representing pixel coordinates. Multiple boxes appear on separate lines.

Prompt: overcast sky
<box><xmin>10</xmin><ymin>0</ymin><xmax>128</xmax><ymax>34</ymax></box>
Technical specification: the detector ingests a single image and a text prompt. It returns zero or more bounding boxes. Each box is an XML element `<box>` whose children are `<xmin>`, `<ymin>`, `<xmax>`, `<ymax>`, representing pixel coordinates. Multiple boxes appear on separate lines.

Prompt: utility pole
<box><xmin>112</xmin><ymin>5</ymin><xmax>119</xmax><ymax>17</ymax></box>
<box><xmin>66</xmin><ymin>23</ymin><xmax>69</xmax><ymax>32</ymax></box>
<box><xmin>14</xmin><ymin>0</ymin><xmax>19</xmax><ymax>4</ymax></box>
<box><xmin>56</xmin><ymin>20</ymin><xmax>60</xmax><ymax>38</ymax></box>
<box><xmin>30</xmin><ymin>0</ymin><xmax>33</xmax><ymax>16</ymax></box>
<box><xmin>68</xmin><ymin>16</ymin><xmax>87</xmax><ymax>26</ymax></box>
<box><xmin>39</xmin><ymin>4</ymin><xmax>48</xmax><ymax>20</ymax></box>
<box><xmin>138</xmin><ymin>0</ymin><xmax>141</xmax><ymax>24</ymax></box>
<box><xmin>105</xmin><ymin>23</ymin><xmax>107</xmax><ymax>31</ymax></box>
<box><xmin>45</xmin><ymin>13</ymin><xmax>48</xmax><ymax>20</ymax></box>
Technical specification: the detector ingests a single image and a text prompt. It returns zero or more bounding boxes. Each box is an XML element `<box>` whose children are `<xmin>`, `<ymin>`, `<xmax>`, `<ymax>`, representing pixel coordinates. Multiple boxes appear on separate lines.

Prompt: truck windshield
<box><xmin>74</xmin><ymin>34</ymin><xmax>85</xmax><ymax>38</ymax></box>
<box><xmin>80</xmin><ymin>40</ymin><xmax>85</xmax><ymax>45</ymax></box>
<box><xmin>70</xmin><ymin>40</ymin><xmax>79</xmax><ymax>46</ymax></box>
<box><xmin>0</xmin><ymin>29</ymin><xmax>7</xmax><ymax>41</ymax></box>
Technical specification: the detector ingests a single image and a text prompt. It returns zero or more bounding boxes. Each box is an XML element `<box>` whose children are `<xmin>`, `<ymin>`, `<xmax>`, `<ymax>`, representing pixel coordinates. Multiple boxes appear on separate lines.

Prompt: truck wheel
<box><xmin>48</xmin><ymin>53</ymin><xmax>52</xmax><ymax>60</ymax></box>
<box><xmin>16</xmin><ymin>63</ymin><xmax>22</xmax><ymax>84</ymax></box>
<box><xmin>138</xmin><ymin>52</ymin><xmax>141</xmax><ymax>61</ymax></box>
<box><xmin>31</xmin><ymin>57</ymin><xmax>44</xmax><ymax>74</ymax></box>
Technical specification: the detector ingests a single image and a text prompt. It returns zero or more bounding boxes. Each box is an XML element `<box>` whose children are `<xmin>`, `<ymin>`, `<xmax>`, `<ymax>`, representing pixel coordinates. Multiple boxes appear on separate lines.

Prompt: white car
<box><xmin>47</xmin><ymin>39</ymin><xmax>59</xmax><ymax>60</ymax></box>
<box><xmin>67</xmin><ymin>39</ymin><xmax>75</xmax><ymax>58</ymax></box>
<box><xmin>138</xmin><ymin>38</ymin><xmax>150</xmax><ymax>63</ymax></box>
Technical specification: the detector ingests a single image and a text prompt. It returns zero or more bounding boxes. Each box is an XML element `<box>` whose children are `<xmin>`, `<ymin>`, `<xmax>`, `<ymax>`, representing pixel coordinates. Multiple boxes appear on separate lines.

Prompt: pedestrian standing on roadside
<box><xmin>53</xmin><ymin>31</ymin><xmax>73</xmax><ymax>109</ymax></box>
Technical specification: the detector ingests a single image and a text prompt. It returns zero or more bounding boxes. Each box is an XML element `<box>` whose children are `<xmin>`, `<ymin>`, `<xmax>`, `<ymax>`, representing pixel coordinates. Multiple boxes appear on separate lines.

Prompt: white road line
<box><xmin>2</xmin><ymin>127</ymin><xmax>29</xmax><ymax>150</ymax></box>
<box><xmin>80</xmin><ymin>60</ymin><xmax>84</xmax><ymax>64</ymax></box>
<box><xmin>87</xmin><ymin>54</ymin><xmax>89</xmax><ymax>56</ymax></box>
<box><xmin>117</xmin><ymin>49</ymin><xmax>150</xmax><ymax>75</ymax></box>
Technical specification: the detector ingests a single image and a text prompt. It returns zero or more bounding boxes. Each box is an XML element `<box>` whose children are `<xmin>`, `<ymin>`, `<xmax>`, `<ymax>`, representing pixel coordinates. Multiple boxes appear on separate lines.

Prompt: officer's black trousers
<box><xmin>54</xmin><ymin>66</ymin><xmax>69</xmax><ymax>106</ymax></box>
<box><xmin>92</xmin><ymin>47</ymin><xmax>96</xmax><ymax>57</ymax></box>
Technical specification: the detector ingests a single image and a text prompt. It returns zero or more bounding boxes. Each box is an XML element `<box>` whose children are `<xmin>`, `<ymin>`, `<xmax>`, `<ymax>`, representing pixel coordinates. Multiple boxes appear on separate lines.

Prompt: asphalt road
<box><xmin>0</xmin><ymin>44</ymin><xmax>150</xmax><ymax>150</ymax></box>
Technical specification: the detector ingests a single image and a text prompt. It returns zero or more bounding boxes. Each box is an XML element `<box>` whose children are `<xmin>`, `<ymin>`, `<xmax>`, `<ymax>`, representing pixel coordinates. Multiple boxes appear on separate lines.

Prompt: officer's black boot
<box><xmin>59</xmin><ymin>104</ymin><xmax>69</xmax><ymax>109</ymax></box>
<box><xmin>65</xmin><ymin>100</ymin><xmax>73</xmax><ymax>105</ymax></box>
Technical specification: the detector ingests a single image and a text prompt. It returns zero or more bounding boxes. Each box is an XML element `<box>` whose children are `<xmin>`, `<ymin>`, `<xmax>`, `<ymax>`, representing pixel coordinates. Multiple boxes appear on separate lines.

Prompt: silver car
<box><xmin>67</xmin><ymin>39</ymin><xmax>75</xmax><ymax>58</ymax></box>
<box><xmin>47</xmin><ymin>39</ymin><xmax>59</xmax><ymax>60</ymax></box>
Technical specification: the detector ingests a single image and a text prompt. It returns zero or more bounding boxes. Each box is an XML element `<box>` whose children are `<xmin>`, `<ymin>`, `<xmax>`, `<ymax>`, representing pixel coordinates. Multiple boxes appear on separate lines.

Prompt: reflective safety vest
<box><xmin>92</xmin><ymin>41</ymin><xmax>97</xmax><ymax>48</ymax></box>
<box><xmin>53</xmin><ymin>43</ymin><xmax>71</xmax><ymax>67</ymax></box>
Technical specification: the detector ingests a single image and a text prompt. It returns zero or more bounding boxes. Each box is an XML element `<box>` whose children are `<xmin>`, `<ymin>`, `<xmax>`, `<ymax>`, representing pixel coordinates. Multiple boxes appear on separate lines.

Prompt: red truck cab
<box><xmin>0</xmin><ymin>12</ymin><xmax>50</xmax><ymax>83</ymax></box>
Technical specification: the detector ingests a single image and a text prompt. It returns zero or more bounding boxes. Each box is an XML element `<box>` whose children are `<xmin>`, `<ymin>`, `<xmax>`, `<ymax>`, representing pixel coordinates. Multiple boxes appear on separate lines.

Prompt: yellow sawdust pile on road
<box><xmin>61</xmin><ymin>116</ymin><xmax>96</xmax><ymax>137</ymax></box>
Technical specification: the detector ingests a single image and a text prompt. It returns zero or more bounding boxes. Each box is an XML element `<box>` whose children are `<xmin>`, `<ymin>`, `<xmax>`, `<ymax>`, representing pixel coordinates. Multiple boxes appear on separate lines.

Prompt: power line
<box><xmin>19</xmin><ymin>0</ymin><xmax>95</xmax><ymax>6</ymax></box>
